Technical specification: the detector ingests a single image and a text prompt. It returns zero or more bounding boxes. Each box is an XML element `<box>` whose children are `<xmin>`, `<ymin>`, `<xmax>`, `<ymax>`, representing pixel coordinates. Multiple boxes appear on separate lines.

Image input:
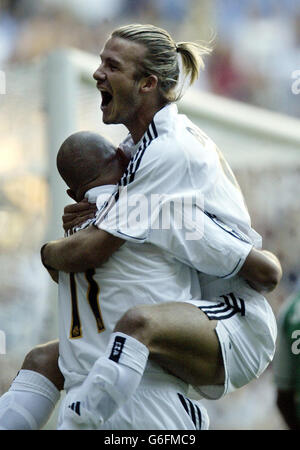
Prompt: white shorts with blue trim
<box><xmin>188</xmin><ymin>277</ymin><xmax>277</xmax><ymax>400</ymax></box>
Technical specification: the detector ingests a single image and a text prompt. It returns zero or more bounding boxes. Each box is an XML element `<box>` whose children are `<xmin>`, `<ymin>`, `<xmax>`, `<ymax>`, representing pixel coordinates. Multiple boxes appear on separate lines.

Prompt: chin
<box><xmin>102</xmin><ymin>115</ymin><xmax>111</xmax><ymax>124</ymax></box>
<box><xmin>103</xmin><ymin>115</ymin><xmax>122</xmax><ymax>126</ymax></box>
<box><xmin>102</xmin><ymin>113</ymin><xmax>114</xmax><ymax>124</ymax></box>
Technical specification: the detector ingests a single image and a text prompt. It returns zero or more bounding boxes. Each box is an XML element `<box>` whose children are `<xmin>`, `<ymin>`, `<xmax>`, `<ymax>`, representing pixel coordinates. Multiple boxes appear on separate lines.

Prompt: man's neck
<box><xmin>127</xmin><ymin>102</ymin><xmax>166</xmax><ymax>144</ymax></box>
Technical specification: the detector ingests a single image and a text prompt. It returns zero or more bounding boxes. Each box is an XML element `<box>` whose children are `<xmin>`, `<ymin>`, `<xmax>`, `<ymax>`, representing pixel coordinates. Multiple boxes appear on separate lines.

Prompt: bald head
<box><xmin>57</xmin><ymin>131</ymin><xmax>127</xmax><ymax>201</ymax></box>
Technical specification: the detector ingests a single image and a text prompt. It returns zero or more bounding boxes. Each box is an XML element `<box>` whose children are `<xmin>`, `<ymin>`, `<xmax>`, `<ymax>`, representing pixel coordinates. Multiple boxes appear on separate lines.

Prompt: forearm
<box><xmin>41</xmin><ymin>226</ymin><xmax>124</xmax><ymax>273</ymax></box>
<box><xmin>42</xmin><ymin>234</ymin><xmax>91</xmax><ymax>273</ymax></box>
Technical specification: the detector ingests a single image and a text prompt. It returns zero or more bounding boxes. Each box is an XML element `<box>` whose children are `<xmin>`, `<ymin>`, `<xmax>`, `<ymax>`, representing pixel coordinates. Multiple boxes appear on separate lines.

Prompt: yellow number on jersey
<box><xmin>69</xmin><ymin>269</ymin><xmax>105</xmax><ymax>339</ymax></box>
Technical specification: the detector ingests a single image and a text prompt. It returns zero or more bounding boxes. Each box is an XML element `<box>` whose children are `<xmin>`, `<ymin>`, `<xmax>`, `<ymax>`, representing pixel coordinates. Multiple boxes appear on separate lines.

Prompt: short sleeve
<box><xmin>147</xmin><ymin>202</ymin><xmax>252</xmax><ymax>278</ymax></box>
<box><xmin>99</xmin><ymin>185</ymin><xmax>252</xmax><ymax>279</ymax></box>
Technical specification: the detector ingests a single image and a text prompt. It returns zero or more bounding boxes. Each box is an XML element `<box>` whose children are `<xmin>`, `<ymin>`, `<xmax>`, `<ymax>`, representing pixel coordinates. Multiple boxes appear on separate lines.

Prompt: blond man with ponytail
<box><xmin>38</xmin><ymin>24</ymin><xmax>280</xmax><ymax>429</ymax></box>
<box><xmin>91</xmin><ymin>23</ymin><xmax>211</xmax><ymax>143</ymax></box>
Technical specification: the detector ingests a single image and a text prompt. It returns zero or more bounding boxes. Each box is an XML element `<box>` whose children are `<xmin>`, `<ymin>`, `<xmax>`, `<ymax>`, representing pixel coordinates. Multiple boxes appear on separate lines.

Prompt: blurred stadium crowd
<box><xmin>0</xmin><ymin>0</ymin><xmax>299</xmax><ymax>429</ymax></box>
<box><xmin>1</xmin><ymin>0</ymin><xmax>300</xmax><ymax>117</ymax></box>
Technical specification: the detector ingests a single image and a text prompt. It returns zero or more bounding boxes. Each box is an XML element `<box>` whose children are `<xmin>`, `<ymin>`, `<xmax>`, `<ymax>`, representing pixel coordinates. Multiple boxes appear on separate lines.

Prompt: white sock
<box><xmin>0</xmin><ymin>370</ymin><xmax>60</xmax><ymax>430</ymax></box>
<box><xmin>67</xmin><ymin>333</ymin><xmax>149</xmax><ymax>427</ymax></box>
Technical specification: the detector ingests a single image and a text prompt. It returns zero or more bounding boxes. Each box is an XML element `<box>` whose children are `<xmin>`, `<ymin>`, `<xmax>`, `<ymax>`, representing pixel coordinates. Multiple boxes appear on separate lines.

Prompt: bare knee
<box><xmin>22</xmin><ymin>341</ymin><xmax>64</xmax><ymax>391</ymax></box>
<box><xmin>114</xmin><ymin>306</ymin><xmax>153</xmax><ymax>347</ymax></box>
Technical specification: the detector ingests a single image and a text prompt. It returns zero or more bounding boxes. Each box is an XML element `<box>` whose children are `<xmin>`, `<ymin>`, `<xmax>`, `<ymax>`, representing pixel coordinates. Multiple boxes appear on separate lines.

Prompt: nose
<box><xmin>93</xmin><ymin>64</ymin><xmax>106</xmax><ymax>82</ymax></box>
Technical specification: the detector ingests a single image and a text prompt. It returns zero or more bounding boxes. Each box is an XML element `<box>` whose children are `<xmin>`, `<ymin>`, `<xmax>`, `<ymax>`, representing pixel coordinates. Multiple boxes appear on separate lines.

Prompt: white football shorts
<box><xmin>187</xmin><ymin>277</ymin><xmax>277</xmax><ymax>399</ymax></box>
<box><xmin>57</xmin><ymin>371</ymin><xmax>209</xmax><ymax>430</ymax></box>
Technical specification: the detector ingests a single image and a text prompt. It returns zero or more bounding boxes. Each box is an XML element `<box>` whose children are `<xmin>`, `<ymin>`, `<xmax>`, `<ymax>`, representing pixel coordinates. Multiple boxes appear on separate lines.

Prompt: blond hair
<box><xmin>111</xmin><ymin>24</ymin><xmax>211</xmax><ymax>103</ymax></box>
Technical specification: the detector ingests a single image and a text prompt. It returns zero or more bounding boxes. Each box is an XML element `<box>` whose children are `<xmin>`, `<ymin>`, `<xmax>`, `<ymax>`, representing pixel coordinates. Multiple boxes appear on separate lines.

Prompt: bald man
<box><xmin>57</xmin><ymin>131</ymin><xmax>128</xmax><ymax>204</ymax></box>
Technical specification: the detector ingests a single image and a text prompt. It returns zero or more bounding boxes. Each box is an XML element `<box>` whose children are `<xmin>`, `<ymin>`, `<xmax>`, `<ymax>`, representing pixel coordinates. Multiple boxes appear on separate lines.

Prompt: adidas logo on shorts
<box><xmin>68</xmin><ymin>401</ymin><xmax>81</xmax><ymax>416</ymax></box>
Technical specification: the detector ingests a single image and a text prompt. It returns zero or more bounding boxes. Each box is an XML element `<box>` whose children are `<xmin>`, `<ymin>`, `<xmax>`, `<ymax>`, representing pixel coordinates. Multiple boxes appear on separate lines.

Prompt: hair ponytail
<box><xmin>176</xmin><ymin>41</ymin><xmax>211</xmax><ymax>85</ymax></box>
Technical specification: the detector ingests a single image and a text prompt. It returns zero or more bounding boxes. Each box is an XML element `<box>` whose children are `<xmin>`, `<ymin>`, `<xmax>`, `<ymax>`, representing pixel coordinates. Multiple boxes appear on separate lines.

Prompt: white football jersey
<box><xmin>97</xmin><ymin>103</ymin><xmax>256</xmax><ymax>277</ymax></box>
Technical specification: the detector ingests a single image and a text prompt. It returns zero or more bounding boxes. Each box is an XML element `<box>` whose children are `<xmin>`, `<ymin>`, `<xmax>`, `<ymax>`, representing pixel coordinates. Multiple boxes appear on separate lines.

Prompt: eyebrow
<box><xmin>99</xmin><ymin>55</ymin><xmax>123</xmax><ymax>68</ymax></box>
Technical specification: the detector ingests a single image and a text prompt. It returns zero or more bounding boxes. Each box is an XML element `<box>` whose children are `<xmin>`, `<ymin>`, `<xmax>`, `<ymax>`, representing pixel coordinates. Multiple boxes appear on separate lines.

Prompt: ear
<box><xmin>139</xmin><ymin>74</ymin><xmax>158</xmax><ymax>93</ymax></box>
<box><xmin>67</xmin><ymin>189</ymin><xmax>77</xmax><ymax>201</ymax></box>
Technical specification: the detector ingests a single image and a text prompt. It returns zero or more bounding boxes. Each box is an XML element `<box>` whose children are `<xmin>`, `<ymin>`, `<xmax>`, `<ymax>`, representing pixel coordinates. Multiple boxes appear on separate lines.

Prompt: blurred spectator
<box><xmin>153</xmin><ymin>0</ymin><xmax>190</xmax><ymax>24</ymax></box>
<box><xmin>121</xmin><ymin>0</ymin><xmax>190</xmax><ymax>24</ymax></box>
<box><xmin>0</xmin><ymin>0</ymin><xmax>21</xmax><ymax>65</ymax></box>
<box><xmin>206</xmin><ymin>43</ymin><xmax>253</xmax><ymax>102</ymax></box>
<box><xmin>214</xmin><ymin>0</ymin><xmax>251</xmax><ymax>43</ymax></box>
<box><xmin>273</xmin><ymin>288</ymin><xmax>300</xmax><ymax>430</ymax></box>
<box><xmin>41</xmin><ymin>0</ymin><xmax>123</xmax><ymax>24</ymax></box>
<box><xmin>121</xmin><ymin>0</ymin><xmax>158</xmax><ymax>20</ymax></box>
<box><xmin>210</xmin><ymin>0</ymin><xmax>300</xmax><ymax>117</ymax></box>
<box><xmin>3</xmin><ymin>0</ymin><xmax>298</xmax><ymax>118</ymax></box>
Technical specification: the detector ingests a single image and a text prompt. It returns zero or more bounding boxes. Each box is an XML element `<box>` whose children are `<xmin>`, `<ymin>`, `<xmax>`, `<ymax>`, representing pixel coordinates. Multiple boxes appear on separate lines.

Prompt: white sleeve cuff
<box><xmin>98</xmin><ymin>221</ymin><xmax>149</xmax><ymax>243</ymax></box>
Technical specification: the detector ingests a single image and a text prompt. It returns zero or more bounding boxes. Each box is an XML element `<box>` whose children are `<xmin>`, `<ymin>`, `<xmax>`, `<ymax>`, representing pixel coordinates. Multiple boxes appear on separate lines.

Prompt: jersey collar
<box><xmin>120</xmin><ymin>103</ymin><xmax>178</xmax><ymax>155</ymax></box>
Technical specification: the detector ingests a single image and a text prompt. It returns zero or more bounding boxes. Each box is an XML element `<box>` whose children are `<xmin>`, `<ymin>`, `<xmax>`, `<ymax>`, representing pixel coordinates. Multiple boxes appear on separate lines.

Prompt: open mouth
<box><xmin>101</xmin><ymin>91</ymin><xmax>113</xmax><ymax>108</ymax></box>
